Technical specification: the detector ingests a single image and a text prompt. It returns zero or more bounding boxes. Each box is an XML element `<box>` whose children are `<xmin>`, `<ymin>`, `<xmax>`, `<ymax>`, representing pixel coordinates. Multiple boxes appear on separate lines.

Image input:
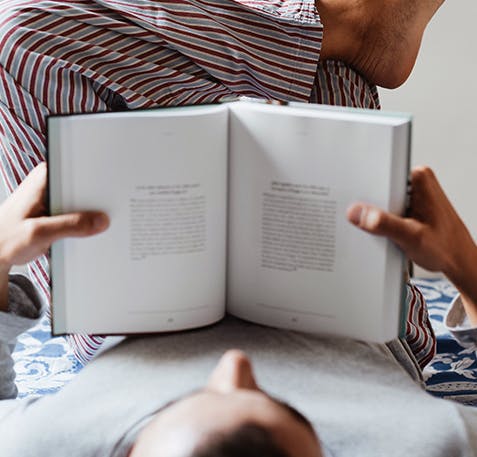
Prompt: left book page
<box><xmin>48</xmin><ymin>105</ymin><xmax>228</xmax><ymax>335</ymax></box>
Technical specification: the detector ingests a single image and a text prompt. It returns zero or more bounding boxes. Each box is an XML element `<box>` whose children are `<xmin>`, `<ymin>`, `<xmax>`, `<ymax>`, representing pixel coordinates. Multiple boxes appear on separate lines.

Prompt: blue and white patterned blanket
<box><xmin>13</xmin><ymin>315</ymin><xmax>82</xmax><ymax>398</ymax></box>
<box><xmin>12</xmin><ymin>279</ymin><xmax>477</xmax><ymax>405</ymax></box>
<box><xmin>417</xmin><ymin>279</ymin><xmax>477</xmax><ymax>406</ymax></box>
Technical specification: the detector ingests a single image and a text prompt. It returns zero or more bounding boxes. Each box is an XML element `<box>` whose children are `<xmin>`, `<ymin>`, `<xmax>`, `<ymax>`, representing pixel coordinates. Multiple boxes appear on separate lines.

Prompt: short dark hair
<box><xmin>189</xmin><ymin>422</ymin><xmax>291</xmax><ymax>457</ymax></box>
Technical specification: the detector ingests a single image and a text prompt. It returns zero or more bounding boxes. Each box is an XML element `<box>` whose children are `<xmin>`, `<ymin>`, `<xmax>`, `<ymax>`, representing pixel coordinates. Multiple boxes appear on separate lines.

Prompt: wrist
<box><xmin>460</xmin><ymin>293</ymin><xmax>477</xmax><ymax>327</ymax></box>
<box><xmin>317</xmin><ymin>0</ymin><xmax>363</xmax><ymax>63</ymax></box>
<box><xmin>444</xmin><ymin>240</ymin><xmax>477</xmax><ymax>306</ymax></box>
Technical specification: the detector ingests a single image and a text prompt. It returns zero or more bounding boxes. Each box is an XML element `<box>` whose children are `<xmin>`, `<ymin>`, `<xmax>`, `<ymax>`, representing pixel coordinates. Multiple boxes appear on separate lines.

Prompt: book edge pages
<box><xmin>383</xmin><ymin>121</ymin><xmax>412</xmax><ymax>342</ymax></box>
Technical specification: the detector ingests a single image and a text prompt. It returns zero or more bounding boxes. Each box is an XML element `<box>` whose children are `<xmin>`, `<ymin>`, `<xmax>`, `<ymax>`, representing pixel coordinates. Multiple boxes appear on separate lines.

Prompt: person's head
<box><xmin>129</xmin><ymin>350</ymin><xmax>322</xmax><ymax>457</ymax></box>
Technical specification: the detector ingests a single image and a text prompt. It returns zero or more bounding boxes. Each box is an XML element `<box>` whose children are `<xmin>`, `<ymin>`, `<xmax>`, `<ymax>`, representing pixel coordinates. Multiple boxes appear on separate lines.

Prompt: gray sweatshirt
<box><xmin>1</xmin><ymin>275</ymin><xmax>477</xmax><ymax>457</ymax></box>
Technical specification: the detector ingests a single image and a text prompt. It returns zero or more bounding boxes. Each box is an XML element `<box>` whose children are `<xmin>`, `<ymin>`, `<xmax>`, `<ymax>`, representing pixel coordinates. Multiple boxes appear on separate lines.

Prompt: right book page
<box><xmin>226</xmin><ymin>102</ymin><xmax>410</xmax><ymax>343</ymax></box>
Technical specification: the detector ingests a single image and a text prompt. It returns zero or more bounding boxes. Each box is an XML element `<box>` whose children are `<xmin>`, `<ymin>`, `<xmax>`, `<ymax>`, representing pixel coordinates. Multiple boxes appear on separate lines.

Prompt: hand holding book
<box><xmin>0</xmin><ymin>163</ymin><xmax>109</xmax><ymax>311</ymax></box>
<box><xmin>348</xmin><ymin>166</ymin><xmax>477</xmax><ymax>325</ymax></box>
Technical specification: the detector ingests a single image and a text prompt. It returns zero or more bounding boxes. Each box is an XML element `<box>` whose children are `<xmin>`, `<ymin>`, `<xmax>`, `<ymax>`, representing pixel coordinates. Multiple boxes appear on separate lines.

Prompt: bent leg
<box><xmin>319</xmin><ymin>0</ymin><xmax>445</xmax><ymax>88</ymax></box>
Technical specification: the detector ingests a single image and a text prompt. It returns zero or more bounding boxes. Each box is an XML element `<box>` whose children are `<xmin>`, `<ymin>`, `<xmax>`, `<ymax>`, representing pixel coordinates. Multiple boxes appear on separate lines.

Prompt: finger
<box><xmin>16</xmin><ymin>162</ymin><xmax>47</xmax><ymax>197</ymax></box>
<box><xmin>410</xmin><ymin>165</ymin><xmax>450</xmax><ymax>204</ymax></box>
<box><xmin>411</xmin><ymin>165</ymin><xmax>436</xmax><ymax>185</ymax></box>
<box><xmin>6</xmin><ymin>163</ymin><xmax>48</xmax><ymax>216</ymax></box>
<box><xmin>409</xmin><ymin>166</ymin><xmax>457</xmax><ymax>222</ymax></box>
<box><xmin>25</xmin><ymin>212</ymin><xmax>110</xmax><ymax>245</ymax></box>
<box><xmin>409</xmin><ymin>166</ymin><xmax>430</xmax><ymax>197</ymax></box>
<box><xmin>347</xmin><ymin>203</ymin><xmax>420</xmax><ymax>249</ymax></box>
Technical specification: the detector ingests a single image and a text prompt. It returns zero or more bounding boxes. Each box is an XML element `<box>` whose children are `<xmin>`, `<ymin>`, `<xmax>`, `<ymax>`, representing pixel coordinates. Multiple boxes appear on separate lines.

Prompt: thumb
<box><xmin>31</xmin><ymin>212</ymin><xmax>110</xmax><ymax>244</ymax></box>
<box><xmin>347</xmin><ymin>203</ymin><xmax>419</xmax><ymax>250</ymax></box>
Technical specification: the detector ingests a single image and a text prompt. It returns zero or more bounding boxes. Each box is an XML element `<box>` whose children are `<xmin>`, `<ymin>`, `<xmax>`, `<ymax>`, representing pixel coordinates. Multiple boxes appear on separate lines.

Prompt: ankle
<box><xmin>319</xmin><ymin>0</ymin><xmax>395</xmax><ymax>85</ymax></box>
<box><xmin>318</xmin><ymin>0</ymin><xmax>445</xmax><ymax>89</ymax></box>
<box><xmin>318</xmin><ymin>0</ymin><xmax>367</xmax><ymax>64</ymax></box>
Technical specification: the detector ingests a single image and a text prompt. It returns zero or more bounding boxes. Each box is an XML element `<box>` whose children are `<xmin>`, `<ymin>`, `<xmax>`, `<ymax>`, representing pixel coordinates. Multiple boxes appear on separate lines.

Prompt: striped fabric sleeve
<box><xmin>405</xmin><ymin>281</ymin><xmax>436</xmax><ymax>369</ymax></box>
<box><xmin>97</xmin><ymin>0</ymin><xmax>324</xmax><ymax>103</ymax></box>
<box><xmin>311</xmin><ymin>60</ymin><xmax>380</xmax><ymax>109</ymax></box>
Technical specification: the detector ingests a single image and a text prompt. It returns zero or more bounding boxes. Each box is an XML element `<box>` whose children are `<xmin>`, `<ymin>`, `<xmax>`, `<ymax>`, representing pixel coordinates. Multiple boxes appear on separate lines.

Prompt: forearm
<box><xmin>443</xmin><ymin>240</ymin><xmax>477</xmax><ymax>344</ymax></box>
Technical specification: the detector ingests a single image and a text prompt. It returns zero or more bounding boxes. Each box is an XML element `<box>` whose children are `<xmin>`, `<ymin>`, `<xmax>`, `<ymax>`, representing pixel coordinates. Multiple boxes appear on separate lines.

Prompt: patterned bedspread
<box><xmin>12</xmin><ymin>278</ymin><xmax>477</xmax><ymax>404</ymax></box>
<box><xmin>417</xmin><ymin>279</ymin><xmax>477</xmax><ymax>406</ymax></box>
<box><xmin>13</xmin><ymin>314</ymin><xmax>81</xmax><ymax>398</ymax></box>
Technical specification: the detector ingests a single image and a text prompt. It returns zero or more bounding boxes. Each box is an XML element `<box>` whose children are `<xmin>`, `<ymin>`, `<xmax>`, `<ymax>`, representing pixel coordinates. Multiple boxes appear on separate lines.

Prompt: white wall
<box><xmin>379</xmin><ymin>0</ymin><xmax>477</xmax><ymax>276</ymax></box>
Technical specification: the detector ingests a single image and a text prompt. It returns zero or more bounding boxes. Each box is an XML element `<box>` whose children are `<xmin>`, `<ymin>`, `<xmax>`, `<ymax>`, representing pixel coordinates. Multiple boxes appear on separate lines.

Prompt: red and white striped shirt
<box><xmin>0</xmin><ymin>0</ymin><xmax>432</xmax><ymax>367</ymax></box>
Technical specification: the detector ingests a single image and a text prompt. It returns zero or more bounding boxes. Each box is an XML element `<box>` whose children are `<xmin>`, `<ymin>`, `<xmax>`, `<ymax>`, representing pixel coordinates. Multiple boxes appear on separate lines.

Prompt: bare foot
<box><xmin>319</xmin><ymin>0</ymin><xmax>445</xmax><ymax>88</ymax></box>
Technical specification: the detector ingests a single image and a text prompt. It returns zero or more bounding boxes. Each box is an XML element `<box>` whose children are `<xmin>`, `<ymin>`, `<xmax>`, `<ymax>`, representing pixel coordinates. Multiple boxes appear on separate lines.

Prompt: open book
<box><xmin>48</xmin><ymin>99</ymin><xmax>411</xmax><ymax>343</ymax></box>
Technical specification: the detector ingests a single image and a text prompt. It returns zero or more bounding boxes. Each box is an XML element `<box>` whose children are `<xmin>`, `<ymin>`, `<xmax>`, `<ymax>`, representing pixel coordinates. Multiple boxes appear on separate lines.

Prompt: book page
<box><xmin>226</xmin><ymin>103</ymin><xmax>409</xmax><ymax>343</ymax></box>
<box><xmin>49</xmin><ymin>105</ymin><xmax>228</xmax><ymax>334</ymax></box>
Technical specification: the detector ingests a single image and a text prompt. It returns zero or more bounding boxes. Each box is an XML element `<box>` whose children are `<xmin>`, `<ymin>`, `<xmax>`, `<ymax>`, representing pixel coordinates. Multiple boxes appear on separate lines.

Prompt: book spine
<box><xmin>48</xmin><ymin>117</ymin><xmax>68</xmax><ymax>335</ymax></box>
